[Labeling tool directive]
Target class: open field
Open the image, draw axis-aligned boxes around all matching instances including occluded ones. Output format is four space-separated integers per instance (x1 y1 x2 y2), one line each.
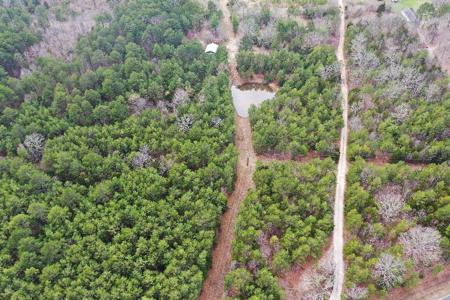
388 0 430 12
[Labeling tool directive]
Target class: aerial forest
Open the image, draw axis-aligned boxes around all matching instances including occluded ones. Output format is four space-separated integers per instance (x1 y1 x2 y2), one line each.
225 159 336 299
0 0 238 299
345 160 449 298
346 13 449 163
0 0 449 299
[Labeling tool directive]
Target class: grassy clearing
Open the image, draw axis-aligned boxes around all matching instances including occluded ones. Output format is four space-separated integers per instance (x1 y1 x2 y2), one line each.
389 0 430 12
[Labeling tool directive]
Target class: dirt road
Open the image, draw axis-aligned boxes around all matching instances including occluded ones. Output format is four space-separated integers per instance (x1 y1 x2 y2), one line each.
199 1 257 299
199 116 257 300
330 0 349 299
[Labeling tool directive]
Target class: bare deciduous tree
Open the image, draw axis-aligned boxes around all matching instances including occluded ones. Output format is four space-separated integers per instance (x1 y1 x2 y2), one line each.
211 116 223 127
302 252 334 300
401 67 425 97
432 0 448 7
172 88 190 109
425 83 442 103
375 63 402 85
374 184 405 224
128 93 148 115
351 34 380 71
399 226 442 267
240 16 258 37
132 145 152 168
347 285 369 300
176 114 194 132
372 253 405 289
23 133 46 163
304 31 327 50
156 100 169 115
258 20 277 48
360 167 374 188
159 155 174 175
319 61 341 81
391 103 411 124
349 116 363 132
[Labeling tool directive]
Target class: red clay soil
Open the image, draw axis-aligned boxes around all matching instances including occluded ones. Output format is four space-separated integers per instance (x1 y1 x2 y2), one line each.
199 115 257 300
257 151 324 164
382 265 450 300
278 260 314 300
279 240 333 300
366 154 428 170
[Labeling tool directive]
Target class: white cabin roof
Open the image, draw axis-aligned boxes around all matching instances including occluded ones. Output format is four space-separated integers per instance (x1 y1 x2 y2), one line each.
205 43 219 54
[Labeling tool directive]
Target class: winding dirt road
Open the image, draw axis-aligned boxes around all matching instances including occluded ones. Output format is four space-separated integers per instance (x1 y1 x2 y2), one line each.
199 1 257 299
330 0 349 299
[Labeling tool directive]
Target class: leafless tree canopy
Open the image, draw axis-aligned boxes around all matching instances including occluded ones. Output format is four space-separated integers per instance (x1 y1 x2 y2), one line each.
176 114 194 132
210 116 223 128
347 285 369 300
158 155 174 176
372 253 405 289
320 61 341 81
172 88 190 109
374 184 405 224
23 133 46 163
128 93 148 115
132 145 152 168
391 103 411 124
302 252 334 300
350 34 380 70
399 226 442 267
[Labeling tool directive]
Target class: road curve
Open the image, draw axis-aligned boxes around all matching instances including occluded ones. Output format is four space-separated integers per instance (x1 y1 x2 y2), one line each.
330 0 348 299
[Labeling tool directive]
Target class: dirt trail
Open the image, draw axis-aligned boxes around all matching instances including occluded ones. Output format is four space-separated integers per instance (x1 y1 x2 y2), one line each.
330 0 348 299
257 151 323 164
199 1 257 299
200 116 257 300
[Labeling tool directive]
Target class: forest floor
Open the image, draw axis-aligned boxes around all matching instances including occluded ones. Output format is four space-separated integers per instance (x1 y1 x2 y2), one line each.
329 0 349 299
199 0 257 299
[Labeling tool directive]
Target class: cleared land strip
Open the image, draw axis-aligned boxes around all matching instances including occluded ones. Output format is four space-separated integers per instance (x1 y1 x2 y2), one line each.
199 0 256 299
330 0 349 299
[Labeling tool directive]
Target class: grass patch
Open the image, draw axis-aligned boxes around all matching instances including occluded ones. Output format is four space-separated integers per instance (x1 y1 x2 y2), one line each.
389 0 430 12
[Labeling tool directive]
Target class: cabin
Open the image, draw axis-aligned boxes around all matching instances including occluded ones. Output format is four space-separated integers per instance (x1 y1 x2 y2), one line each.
401 8 419 23
205 43 219 54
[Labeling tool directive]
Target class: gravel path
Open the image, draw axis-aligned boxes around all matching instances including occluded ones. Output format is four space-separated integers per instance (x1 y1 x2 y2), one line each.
330 0 349 299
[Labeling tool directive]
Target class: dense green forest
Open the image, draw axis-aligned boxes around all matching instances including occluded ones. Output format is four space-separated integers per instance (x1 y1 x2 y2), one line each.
0 1 44 77
225 159 336 299
346 17 450 163
0 0 238 298
344 160 449 298
238 47 342 157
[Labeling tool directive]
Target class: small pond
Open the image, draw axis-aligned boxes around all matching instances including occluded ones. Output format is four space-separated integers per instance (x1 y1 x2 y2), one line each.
231 83 276 118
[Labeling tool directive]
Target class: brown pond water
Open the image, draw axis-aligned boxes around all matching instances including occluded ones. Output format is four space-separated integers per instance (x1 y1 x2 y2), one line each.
231 83 276 118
